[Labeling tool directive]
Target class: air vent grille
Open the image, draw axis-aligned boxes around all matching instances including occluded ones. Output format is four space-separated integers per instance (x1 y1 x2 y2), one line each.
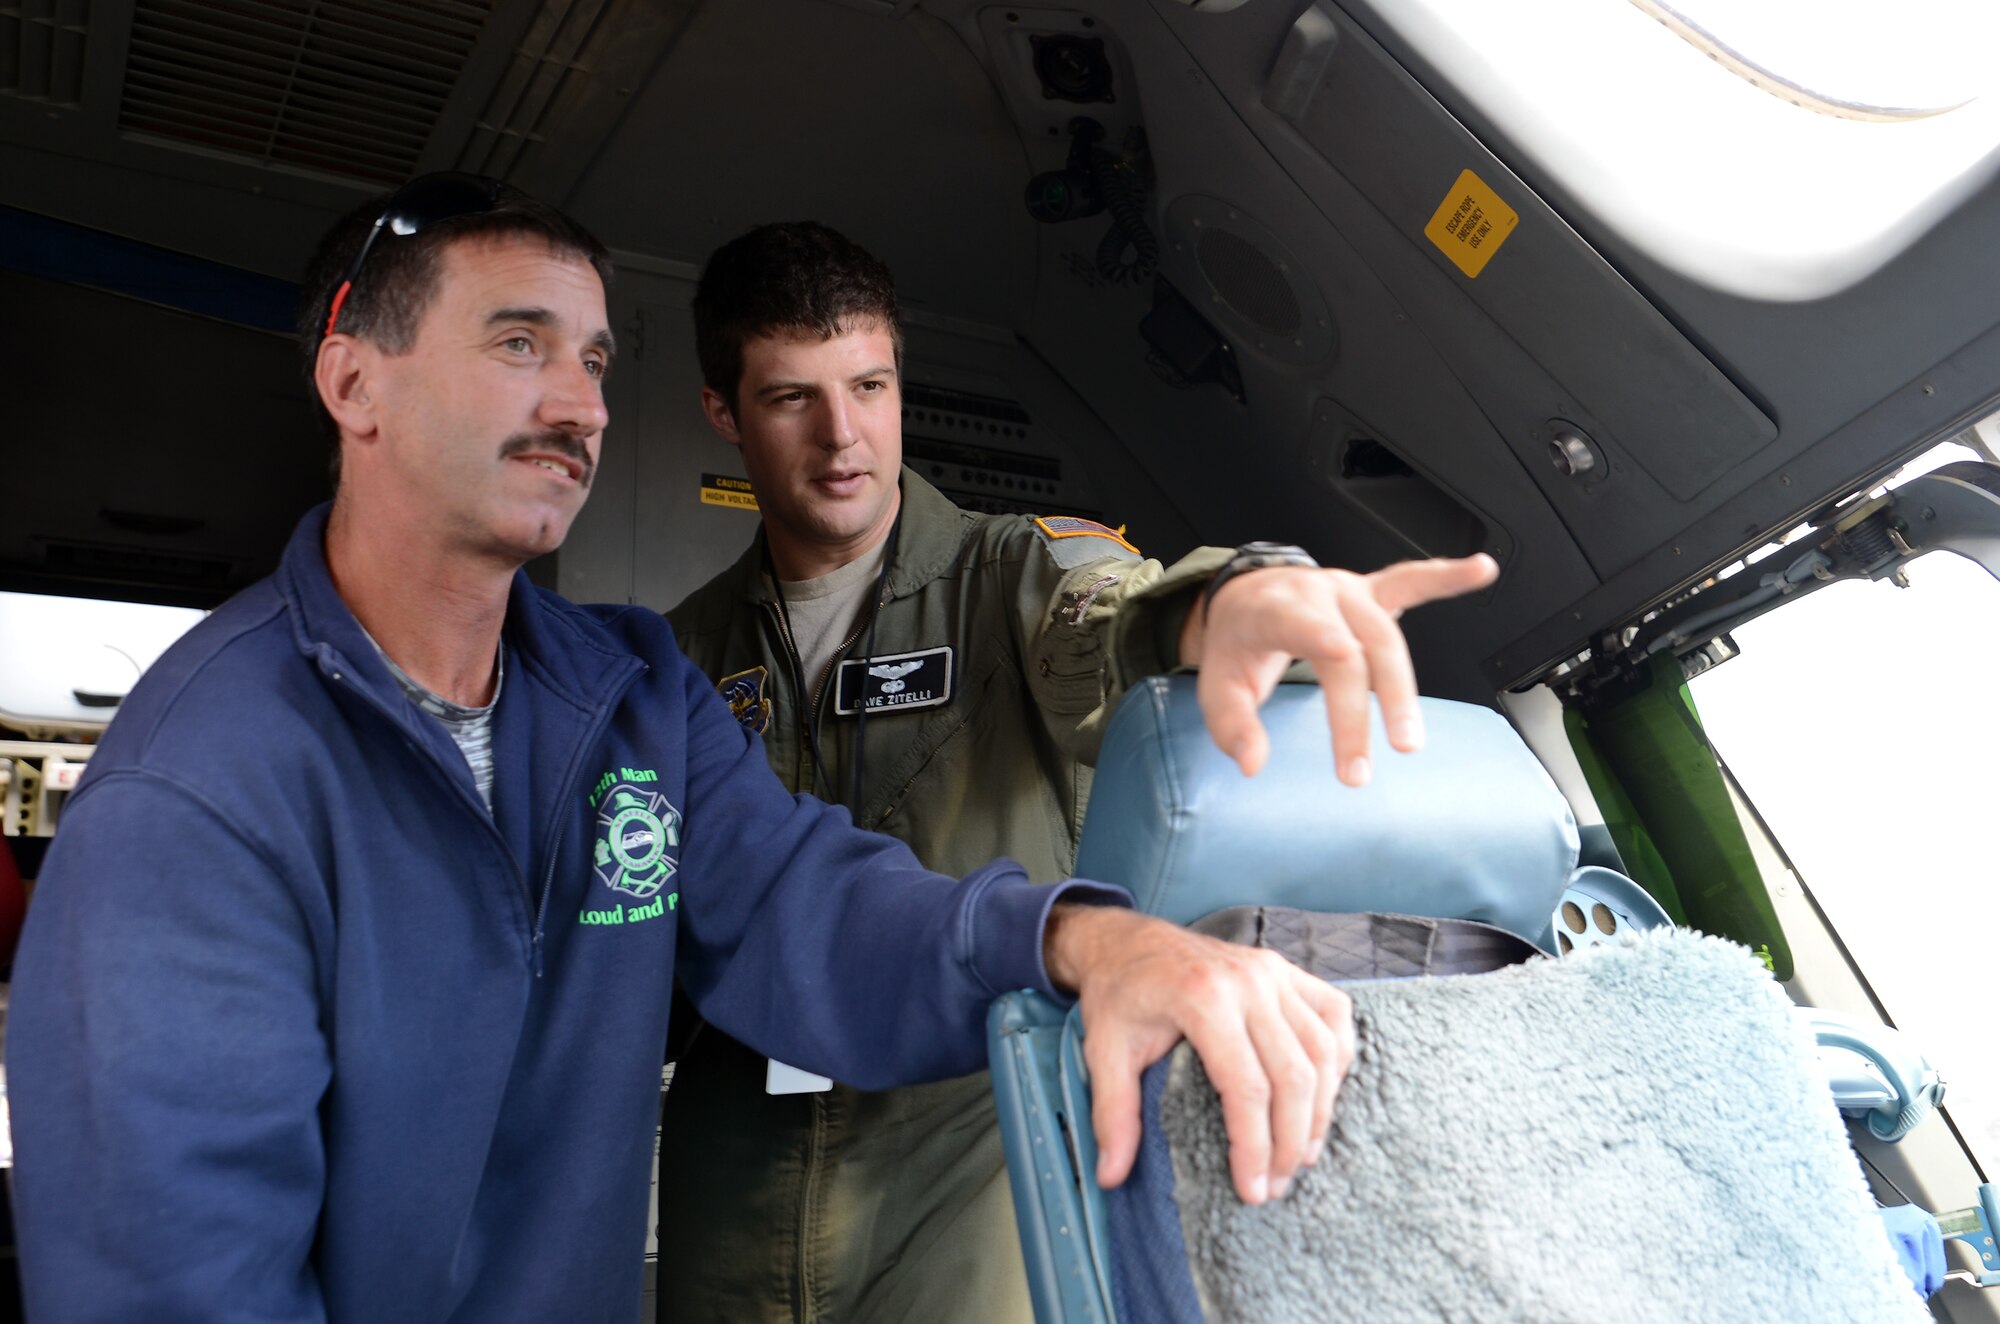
2 0 90 106
119 0 493 185
899 383 1099 521
1197 228 1300 336
40 537 235 589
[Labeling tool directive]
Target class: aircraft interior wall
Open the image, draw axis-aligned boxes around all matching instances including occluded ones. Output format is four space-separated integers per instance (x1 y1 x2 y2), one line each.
3 0 2000 1316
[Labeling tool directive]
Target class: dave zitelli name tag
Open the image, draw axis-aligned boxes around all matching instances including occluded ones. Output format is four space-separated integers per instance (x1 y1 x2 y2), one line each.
832 646 955 715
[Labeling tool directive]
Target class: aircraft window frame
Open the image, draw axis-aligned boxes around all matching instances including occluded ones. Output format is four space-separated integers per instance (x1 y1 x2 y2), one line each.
1632 0 1991 119
1361 0 2000 299
0 591 205 739
1685 439 2000 1180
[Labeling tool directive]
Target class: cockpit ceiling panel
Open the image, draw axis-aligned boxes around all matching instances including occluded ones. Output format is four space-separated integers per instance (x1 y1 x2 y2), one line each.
1271 4 1775 505
2 4 88 108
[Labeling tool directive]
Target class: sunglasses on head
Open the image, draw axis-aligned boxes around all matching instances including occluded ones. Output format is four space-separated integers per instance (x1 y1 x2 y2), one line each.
322 172 504 338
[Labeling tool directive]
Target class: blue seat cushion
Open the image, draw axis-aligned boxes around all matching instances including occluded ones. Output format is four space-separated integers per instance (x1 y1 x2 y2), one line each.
1076 678 1579 945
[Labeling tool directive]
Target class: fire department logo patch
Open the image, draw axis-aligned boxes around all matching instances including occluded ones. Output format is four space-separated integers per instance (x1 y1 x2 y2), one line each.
591 782 681 899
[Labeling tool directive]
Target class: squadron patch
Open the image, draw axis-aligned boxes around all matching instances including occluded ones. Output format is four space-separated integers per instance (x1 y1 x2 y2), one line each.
832 646 955 715
1032 515 1141 568
718 666 772 734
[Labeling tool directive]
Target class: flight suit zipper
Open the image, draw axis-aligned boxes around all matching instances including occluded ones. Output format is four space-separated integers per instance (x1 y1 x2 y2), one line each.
801 1090 831 1322
761 600 817 793
761 587 887 803
756 588 884 1321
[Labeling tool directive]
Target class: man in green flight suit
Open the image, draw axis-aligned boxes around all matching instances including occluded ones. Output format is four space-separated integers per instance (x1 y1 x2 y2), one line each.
659 222 1496 1323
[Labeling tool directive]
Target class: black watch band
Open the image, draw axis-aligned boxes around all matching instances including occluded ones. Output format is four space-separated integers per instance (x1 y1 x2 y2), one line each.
1200 541 1319 621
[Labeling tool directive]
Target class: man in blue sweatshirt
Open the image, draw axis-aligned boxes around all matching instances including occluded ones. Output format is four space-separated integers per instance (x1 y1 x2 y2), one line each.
6 175 1361 1322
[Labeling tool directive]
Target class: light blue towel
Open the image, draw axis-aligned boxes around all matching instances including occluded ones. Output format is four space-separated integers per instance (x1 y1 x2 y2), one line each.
1160 930 1928 1322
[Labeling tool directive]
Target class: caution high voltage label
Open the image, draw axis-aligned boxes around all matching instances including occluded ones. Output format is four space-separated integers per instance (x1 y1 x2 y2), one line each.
700 473 759 511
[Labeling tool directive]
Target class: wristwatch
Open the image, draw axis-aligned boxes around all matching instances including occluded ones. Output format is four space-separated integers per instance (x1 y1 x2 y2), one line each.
1200 541 1319 621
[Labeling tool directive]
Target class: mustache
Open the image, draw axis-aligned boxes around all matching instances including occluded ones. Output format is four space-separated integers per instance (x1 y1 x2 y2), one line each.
498 431 595 489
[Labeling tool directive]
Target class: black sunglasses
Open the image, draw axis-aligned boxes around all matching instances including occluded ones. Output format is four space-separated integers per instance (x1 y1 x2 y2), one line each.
322 172 504 338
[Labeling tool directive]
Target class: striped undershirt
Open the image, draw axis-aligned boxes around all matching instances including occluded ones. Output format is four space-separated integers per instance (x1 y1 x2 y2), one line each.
369 639 504 813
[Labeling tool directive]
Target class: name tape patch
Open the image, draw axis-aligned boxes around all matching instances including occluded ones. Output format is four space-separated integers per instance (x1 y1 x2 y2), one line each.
833 645 955 715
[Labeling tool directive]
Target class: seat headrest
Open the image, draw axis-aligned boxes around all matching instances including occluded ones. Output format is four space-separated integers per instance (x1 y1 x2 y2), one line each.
1074 677 1578 946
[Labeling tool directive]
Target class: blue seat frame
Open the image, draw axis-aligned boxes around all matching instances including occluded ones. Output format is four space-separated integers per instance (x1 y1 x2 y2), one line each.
990 676 1598 1323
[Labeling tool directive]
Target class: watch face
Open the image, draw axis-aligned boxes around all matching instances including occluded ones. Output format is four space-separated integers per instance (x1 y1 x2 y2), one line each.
1238 541 1314 564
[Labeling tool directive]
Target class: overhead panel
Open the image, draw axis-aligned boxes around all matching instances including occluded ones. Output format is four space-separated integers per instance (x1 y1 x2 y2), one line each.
448 0 697 201
1163 193 1336 367
454 0 614 180
118 0 493 185
1267 2 1777 503
2 0 89 106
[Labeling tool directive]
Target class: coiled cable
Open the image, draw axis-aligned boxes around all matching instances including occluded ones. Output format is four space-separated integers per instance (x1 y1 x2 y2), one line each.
1090 141 1157 286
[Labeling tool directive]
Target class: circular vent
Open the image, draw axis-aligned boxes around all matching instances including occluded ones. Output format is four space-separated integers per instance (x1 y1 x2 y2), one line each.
1196 228 1300 336
1163 195 1335 366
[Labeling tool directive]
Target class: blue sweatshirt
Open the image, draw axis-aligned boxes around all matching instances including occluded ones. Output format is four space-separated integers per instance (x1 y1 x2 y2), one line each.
7 506 1118 1323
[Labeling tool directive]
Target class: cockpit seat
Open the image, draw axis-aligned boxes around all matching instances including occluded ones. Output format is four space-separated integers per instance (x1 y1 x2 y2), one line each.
989 676 1929 1322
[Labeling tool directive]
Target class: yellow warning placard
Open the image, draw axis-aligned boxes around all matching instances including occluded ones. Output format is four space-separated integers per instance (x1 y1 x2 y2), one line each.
700 473 759 511
1423 169 1518 278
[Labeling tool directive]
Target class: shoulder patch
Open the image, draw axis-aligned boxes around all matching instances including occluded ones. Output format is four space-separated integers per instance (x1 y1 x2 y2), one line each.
1032 515 1141 568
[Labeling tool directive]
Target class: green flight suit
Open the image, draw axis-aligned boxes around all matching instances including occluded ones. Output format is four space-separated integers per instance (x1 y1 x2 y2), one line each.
659 468 1228 1323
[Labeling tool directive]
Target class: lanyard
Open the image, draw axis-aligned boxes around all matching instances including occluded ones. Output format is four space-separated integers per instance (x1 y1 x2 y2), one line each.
767 510 903 814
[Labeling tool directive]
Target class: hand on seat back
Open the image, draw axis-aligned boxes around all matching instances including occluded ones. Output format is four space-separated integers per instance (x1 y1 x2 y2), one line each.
1042 903 1355 1205
1182 554 1500 784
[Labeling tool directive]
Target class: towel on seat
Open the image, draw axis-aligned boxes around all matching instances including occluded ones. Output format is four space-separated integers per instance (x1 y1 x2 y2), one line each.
1155 929 1926 1323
